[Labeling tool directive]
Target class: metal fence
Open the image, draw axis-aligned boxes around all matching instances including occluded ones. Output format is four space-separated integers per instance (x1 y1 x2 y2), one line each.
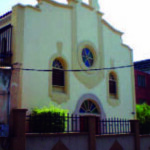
26 114 131 135
96 118 131 135
26 113 85 133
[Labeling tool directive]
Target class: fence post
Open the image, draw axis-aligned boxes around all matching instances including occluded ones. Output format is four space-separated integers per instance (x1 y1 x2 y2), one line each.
9 109 27 150
130 120 140 150
87 115 97 150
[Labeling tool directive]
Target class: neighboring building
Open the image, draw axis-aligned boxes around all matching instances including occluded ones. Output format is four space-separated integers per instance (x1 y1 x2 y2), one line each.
0 0 136 120
0 14 12 124
134 60 150 105
134 59 150 74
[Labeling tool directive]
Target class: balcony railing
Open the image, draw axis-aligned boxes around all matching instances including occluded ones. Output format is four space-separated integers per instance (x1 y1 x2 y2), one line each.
0 24 12 66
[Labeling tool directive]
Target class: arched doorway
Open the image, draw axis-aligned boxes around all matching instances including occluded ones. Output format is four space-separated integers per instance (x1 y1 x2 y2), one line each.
79 99 100 133
74 94 106 133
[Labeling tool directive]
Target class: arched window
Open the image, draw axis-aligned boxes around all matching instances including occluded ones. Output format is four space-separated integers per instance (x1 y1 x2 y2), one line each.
109 73 117 96
2 38 7 54
52 59 64 87
79 100 99 114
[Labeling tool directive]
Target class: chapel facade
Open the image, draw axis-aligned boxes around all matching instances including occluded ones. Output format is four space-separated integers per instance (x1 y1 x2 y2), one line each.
0 0 136 121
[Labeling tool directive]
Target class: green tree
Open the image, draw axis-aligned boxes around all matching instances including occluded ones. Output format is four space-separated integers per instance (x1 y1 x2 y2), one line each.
28 104 68 133
136 103 150 134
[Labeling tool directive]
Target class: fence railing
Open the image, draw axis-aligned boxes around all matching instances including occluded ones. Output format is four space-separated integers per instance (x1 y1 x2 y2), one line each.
26 114 131 135
26 114 88 133
96 118 131 135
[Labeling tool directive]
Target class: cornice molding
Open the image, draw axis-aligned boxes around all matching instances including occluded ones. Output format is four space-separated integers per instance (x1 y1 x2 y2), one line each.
14 4 41 12
41 0 73 9
121 43 132 51
81 3 94 11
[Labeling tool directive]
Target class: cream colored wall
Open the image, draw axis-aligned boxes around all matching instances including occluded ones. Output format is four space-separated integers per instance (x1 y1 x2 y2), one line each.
21 1 72 110
102 23 135 118
13 0 135 119
11 5 25 108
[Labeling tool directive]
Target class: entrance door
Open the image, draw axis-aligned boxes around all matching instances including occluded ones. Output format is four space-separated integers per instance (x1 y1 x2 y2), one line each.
79 99 100 133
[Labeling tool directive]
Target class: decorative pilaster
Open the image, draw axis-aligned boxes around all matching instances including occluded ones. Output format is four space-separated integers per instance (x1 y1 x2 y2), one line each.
130 120 140 150
87 116 97 150
9 109 27 150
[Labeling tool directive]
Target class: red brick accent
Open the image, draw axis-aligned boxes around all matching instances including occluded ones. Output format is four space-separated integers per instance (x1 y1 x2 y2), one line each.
9 109 27 150
109 140 123 150
87 116 97 150
52 140 69 150
130 120 140 150
134 70 150 104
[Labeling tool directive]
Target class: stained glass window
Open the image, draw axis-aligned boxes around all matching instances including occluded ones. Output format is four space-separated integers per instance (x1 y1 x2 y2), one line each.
80 100 99 114
53 59 63 69
82 48 94 67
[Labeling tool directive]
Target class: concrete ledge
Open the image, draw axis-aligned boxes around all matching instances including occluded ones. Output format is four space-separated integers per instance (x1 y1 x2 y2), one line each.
26 132 88 137
96 133 134 137
140 134 150 137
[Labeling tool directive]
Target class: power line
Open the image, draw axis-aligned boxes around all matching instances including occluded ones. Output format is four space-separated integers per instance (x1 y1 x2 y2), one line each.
0 64 134 72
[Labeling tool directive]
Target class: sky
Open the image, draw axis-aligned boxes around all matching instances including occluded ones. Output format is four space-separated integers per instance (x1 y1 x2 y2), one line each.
0 0 150 62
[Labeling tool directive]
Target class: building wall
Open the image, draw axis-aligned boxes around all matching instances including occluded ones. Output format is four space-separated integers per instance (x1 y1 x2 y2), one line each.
26 134 88 150
0 93 8 124
0 70 10 124
140 136 150 150
96 135 134 150
134 70 150 105
10 0 135 119
0 14 12 124
26 134 136 150
0 139 4 150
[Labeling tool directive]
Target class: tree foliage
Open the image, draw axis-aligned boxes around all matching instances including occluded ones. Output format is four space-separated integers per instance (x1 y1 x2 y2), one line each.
136 103 150 134
28 104 68 133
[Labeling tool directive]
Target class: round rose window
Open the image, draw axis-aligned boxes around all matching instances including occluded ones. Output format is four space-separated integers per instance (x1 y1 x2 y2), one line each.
82 48 94 67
